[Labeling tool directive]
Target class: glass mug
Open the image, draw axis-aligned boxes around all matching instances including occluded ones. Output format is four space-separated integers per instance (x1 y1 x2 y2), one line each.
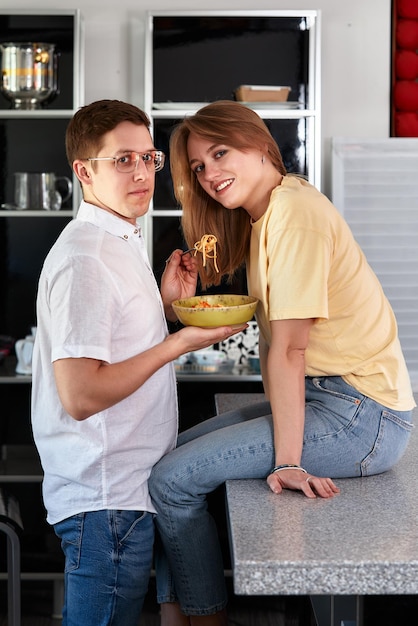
14 172 72 210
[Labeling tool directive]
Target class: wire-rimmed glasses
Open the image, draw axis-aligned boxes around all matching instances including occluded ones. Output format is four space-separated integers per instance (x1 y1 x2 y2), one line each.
87 150 165 173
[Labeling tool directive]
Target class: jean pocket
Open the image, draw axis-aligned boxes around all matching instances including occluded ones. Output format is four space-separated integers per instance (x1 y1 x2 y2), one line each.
54 513 84 573
306 377 364 435
361 408 414 476
310 376 364 405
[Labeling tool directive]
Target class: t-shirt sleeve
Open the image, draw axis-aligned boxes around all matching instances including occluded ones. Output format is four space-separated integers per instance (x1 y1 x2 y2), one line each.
266 224 331 321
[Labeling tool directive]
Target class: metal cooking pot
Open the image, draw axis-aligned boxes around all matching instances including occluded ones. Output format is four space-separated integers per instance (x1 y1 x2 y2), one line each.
0 42 59 109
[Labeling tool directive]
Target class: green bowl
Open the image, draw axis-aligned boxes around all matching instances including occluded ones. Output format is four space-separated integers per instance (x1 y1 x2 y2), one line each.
172 294 259 328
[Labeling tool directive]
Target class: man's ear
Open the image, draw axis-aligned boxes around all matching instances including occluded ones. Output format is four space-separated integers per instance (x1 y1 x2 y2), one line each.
73 160 91 185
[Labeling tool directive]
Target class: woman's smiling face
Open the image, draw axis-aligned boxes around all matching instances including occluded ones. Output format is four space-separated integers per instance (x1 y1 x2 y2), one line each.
187 132 266 217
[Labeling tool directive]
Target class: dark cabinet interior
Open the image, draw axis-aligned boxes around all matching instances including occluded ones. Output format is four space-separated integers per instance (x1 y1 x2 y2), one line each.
0 13 75 111
0 119 73 209
0 216 69 339
152 15 310 105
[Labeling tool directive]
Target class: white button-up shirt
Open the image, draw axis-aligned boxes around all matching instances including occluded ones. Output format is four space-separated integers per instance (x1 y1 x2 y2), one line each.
31 201 178 524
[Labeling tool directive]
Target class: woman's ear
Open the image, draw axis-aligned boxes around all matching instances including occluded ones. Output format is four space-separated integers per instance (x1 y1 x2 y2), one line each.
73 160 91 185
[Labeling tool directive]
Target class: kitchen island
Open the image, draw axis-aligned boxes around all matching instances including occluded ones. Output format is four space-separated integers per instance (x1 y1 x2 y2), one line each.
222 393 418 626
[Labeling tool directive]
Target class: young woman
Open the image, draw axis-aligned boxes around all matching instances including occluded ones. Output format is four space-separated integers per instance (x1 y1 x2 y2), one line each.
149 100 416 626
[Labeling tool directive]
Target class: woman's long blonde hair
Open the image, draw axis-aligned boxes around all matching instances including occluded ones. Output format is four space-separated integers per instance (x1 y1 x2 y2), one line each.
170 100 287 288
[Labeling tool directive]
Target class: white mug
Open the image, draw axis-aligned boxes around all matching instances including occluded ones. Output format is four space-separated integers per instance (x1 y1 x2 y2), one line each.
15 335 35 375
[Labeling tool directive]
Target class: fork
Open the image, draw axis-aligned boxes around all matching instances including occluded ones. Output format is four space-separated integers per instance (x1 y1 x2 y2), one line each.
165 248 196 264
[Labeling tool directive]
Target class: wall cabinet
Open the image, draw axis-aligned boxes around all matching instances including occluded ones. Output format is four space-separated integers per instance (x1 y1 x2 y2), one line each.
0 9 83 609
139 10 321 284
0 9 83 340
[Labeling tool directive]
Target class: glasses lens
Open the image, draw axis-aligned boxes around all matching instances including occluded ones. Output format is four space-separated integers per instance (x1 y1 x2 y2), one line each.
115 153 136 173
114 151 165 173
154 151 165 172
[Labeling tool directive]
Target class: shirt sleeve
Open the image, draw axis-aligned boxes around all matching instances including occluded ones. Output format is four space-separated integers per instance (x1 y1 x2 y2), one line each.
49 254 120 363
266 222 331 321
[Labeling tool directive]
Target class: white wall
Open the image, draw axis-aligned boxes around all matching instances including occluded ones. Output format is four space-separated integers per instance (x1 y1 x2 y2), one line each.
8 0 392 196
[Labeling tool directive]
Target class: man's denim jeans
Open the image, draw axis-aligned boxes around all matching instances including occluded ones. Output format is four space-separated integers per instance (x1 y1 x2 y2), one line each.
54 509 154 625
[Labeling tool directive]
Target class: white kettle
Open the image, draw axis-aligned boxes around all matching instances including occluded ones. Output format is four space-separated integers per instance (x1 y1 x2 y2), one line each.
15 329 36 375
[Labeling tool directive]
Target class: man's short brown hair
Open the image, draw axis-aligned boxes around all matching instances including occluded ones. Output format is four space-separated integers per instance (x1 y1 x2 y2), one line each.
65 99 150 166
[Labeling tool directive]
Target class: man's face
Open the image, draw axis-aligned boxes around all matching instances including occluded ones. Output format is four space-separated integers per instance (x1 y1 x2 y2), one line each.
80 121 157 223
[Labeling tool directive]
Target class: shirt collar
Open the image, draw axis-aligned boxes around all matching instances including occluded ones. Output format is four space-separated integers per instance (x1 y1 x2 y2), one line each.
75 200 142 240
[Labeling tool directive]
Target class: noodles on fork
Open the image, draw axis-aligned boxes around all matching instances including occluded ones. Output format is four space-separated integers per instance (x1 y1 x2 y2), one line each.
192 234 219 272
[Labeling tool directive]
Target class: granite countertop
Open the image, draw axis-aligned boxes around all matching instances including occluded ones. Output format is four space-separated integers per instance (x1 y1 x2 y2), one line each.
225 396 418 597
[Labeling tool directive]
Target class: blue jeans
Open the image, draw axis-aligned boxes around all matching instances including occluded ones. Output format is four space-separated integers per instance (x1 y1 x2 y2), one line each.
149 376 414 616
54 509 154 626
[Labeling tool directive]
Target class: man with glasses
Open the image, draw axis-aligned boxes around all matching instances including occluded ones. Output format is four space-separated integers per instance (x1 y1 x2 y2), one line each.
30 99 241 626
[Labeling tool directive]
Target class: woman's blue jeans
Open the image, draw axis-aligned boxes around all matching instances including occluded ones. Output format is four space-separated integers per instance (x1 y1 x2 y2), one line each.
53 509 154 625
149 376 414 616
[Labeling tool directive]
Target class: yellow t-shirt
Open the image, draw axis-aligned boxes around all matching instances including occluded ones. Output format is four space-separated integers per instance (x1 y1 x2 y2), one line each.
247 176 415 411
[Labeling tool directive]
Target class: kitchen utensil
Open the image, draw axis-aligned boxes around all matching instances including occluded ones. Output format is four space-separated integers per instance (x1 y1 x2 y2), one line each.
0 42 58 109
14 172 72 210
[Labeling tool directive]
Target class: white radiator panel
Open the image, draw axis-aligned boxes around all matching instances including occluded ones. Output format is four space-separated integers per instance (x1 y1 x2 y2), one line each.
332 138 418 390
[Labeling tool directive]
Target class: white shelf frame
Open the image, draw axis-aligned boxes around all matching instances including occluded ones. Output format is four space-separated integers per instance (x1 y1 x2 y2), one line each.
137 9 321 262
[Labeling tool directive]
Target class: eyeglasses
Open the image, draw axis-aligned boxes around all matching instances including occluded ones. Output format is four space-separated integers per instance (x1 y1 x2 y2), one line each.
87 150 165 173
